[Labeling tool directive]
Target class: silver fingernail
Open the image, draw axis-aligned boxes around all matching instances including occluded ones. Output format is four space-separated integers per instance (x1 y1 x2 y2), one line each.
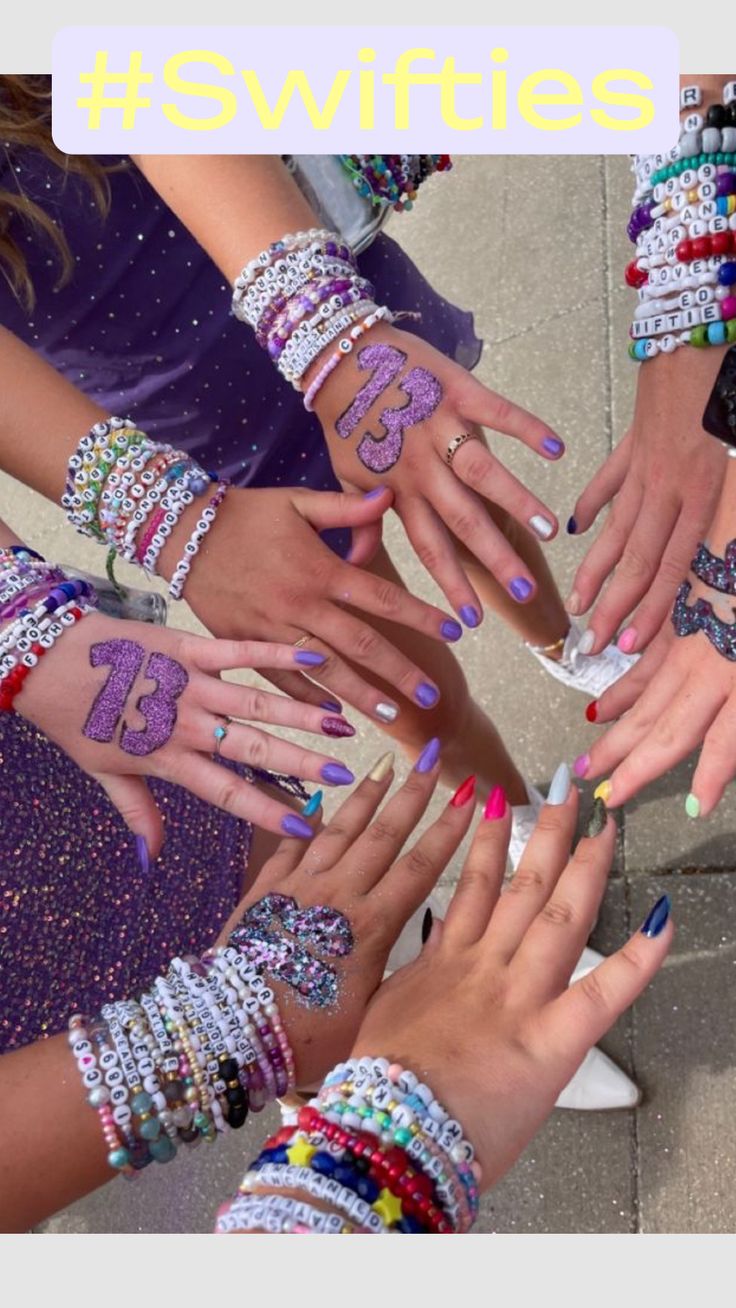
529 513 555 540
375 701 399 723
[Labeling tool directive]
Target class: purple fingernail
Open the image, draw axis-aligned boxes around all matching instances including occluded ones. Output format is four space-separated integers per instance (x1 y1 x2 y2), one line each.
509 577 533 602
415 682 440 708
294 650 326 667
281 814 315 840
320 762 356 786
460 605 481 629
321 716 356 738
542 436 565 458
320 699 342 713
414 737 441 773
363 486 388 499
440 619 463 642
135 834 150 875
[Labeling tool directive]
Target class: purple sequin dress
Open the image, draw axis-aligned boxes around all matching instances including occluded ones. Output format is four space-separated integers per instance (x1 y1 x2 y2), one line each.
0 148 480 1051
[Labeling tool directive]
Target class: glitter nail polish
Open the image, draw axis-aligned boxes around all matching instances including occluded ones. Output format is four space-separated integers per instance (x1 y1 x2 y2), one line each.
321 716 356 738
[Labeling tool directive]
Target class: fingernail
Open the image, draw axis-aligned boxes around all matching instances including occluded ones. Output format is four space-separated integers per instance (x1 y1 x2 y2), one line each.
459 604 481 629
421 907 433 944
484 784 506 819
375 701 399 723
585 796 608 837
566 592 582 616
641 894 671 939
451 774 476 807
281 814 314 840
294 650 326 667
594 780 612 803
368 750 395 782
547 762 571 805
542 435 565 458
566 516 578 535
573 753 590 778
302 790 323 817
135 834 150 875
320 699 342 714
617 626 637 654
320 763 355 786
321 716 356 738
585 701 598 723
415 682 439 708
363 486 388 499
440 619 463 642
509 577 533 603
529 514 555 541
685 792 700 819
577 629 595 656
414 737 441 774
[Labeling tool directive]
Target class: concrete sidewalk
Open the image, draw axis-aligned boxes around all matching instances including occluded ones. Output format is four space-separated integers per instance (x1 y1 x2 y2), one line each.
7 156 736 1233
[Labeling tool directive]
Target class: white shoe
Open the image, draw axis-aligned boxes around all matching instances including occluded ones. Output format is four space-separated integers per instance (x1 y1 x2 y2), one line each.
555 945 641 1110
527 620 639 699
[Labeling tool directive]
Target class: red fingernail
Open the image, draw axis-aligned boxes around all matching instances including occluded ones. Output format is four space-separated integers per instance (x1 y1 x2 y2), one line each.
451 774 476 808
484 784 506 820
585 701 598 723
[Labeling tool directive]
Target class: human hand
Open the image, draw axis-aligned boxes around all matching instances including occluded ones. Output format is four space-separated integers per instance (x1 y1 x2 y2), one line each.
351 784 672 1189
311 323 564 622
214 741 475 1086
15 610 365 855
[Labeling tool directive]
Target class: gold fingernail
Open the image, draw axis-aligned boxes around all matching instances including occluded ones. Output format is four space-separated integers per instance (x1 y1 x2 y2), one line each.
368 751 395 783
594 780 612 803
566 592 581 616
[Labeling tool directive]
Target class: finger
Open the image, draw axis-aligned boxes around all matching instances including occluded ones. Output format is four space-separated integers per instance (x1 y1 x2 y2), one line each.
457 372 565 459
618 509 702 655
174 753 316 840
267 639 402 726
569 433 632 535
451 439 559 543
263 802 325 879
189 711 357 790
195 673 358 741
400 494 483 625
331 555 462 647
298 751 396 874
539 900 673 1072
441 794 511 946
346 518 384 567
578 651 691 782
261 668 341 712
185 635 337 678
430 475 537 603
583 496 680 653
309 602 441 711
346 740 442 890
565 484 642 618
593 622 674 724
374 784 478 932
94 772 165 862
486 787 579 962
685 699 736 818
295 485 394 531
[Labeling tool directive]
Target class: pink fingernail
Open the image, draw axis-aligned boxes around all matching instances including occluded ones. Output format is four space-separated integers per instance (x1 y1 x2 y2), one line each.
617 626 637 653
574 753 590 778
483 784 506 820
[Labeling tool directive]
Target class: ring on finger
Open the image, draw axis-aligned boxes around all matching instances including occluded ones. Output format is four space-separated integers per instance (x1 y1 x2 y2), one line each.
445 432 481 467
213 716 232 757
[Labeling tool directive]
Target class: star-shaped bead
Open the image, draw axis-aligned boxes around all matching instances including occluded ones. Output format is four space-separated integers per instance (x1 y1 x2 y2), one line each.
287 1138 317 1168
372 1188 403 1227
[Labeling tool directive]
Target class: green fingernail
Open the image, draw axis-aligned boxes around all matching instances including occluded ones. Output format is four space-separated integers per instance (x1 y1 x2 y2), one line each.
685 792 700 819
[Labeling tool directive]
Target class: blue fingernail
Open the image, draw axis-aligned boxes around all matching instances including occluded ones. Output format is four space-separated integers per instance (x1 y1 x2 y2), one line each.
459 604 481 629
302 789 323 817
641 894 671 939
509 577 533 602
135 834 150 875
542 436 565 458
320 700 342 713
566 516 578 535
547 762 571 806
363 486 387 499
281 814 315 840
415 682 440 708
320 762 355 786
294 650 326 667
440 619 463 642
414 737 441 773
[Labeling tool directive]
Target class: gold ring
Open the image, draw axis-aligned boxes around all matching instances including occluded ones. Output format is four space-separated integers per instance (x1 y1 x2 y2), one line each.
445 432 481 467
293 635 313 649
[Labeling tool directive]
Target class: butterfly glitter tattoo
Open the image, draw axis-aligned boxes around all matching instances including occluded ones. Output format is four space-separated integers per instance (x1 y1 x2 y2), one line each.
229 892 354 1009
691 539 736 595
671 580 736 661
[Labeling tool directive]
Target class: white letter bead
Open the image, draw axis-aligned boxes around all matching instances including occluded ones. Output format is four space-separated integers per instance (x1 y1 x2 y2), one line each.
680 86 702 109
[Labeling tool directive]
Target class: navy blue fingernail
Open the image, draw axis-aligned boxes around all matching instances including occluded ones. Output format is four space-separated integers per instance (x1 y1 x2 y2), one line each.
440 619 463 642
135 834 150 875
320 699 342 713
509 577 533 602
421 907 433 944
281 814 314 840
566 516 578 535
459 605 481 629
320 762 355 786
542 436 565 458
302 789 323 817
641 894 671 938
294 650 326 667
414 737 441 773
415 682 439 708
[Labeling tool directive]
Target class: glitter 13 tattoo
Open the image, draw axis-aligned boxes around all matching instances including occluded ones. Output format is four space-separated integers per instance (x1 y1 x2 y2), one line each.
335 342 443 473
229 892 354 1009
83 639 189 756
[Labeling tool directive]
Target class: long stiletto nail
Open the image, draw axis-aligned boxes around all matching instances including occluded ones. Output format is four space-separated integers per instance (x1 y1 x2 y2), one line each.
530 514 555 541
617 626 637 654
509 577 533 602
414 737 441 773
135 834 150 875
415 683 439 708
566 591 582 616
542 435 565 458
368 751 395 782
460 604 481 629
484 784 506 819
585 701 598 723
451 774 476 807
566 516 578 535
440 619 463 642
577 629 595 655
685 793 700 818
375 701 399 723
641 894 671 938
302 790 323 817
594 780 612 804
574 753 590 778
281 814 314 839
547 762 571 805
294 650 326 667
320 699 342 714
321 762 355 786
585 796 608 837
321 716 356 738
421 907 433 944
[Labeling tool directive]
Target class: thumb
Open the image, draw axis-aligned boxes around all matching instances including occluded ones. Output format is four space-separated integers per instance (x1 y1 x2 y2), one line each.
93 772 165 866
296 485 393 532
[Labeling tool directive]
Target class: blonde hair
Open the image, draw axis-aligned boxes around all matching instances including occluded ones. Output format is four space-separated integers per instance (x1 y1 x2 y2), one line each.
0 75 111 309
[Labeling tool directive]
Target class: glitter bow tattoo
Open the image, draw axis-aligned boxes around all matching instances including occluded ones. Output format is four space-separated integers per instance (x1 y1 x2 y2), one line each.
691 539 736 596
229 892 354 1009
672 580 736 661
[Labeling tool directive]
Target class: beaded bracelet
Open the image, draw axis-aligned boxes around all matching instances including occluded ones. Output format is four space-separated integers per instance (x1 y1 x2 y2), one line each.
302 306 391 411
167 481 229 601
215 1192 354 1235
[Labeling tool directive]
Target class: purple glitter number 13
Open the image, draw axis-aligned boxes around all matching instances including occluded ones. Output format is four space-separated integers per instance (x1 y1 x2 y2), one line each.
335 342 443 474
84 639 188 757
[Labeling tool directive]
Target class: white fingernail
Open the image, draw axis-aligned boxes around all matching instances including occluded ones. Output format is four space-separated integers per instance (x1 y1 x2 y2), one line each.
547 762 571 805
375 702 399 723
529 514 555 541
577 629 595 656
